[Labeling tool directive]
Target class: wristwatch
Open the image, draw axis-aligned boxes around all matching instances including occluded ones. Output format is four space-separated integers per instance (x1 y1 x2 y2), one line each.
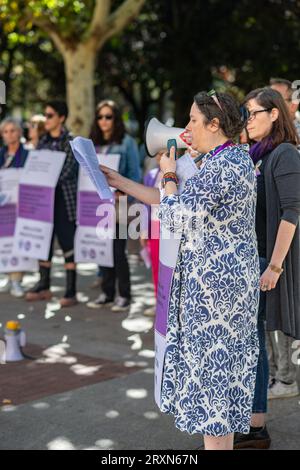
269 263 283 275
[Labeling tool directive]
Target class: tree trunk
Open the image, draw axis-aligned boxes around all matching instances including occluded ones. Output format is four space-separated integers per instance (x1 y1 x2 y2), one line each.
64 44 97 137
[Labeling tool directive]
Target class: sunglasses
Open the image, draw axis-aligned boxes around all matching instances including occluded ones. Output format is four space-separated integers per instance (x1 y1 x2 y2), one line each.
97 114 113 121
44 112 55 119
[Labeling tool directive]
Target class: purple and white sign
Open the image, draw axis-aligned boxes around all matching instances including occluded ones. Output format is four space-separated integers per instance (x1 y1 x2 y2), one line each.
13 150 66 260
0 205 16 237
154 153 198 407
154 235 181 407
0 168 37 273
75 153 120 267
18 185 54 223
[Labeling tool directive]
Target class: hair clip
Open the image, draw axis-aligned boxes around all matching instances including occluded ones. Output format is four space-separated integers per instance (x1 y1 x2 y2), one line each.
207 89 223 111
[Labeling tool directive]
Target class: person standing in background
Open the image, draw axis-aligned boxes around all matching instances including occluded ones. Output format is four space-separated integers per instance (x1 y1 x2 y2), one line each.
266 78 300 400
234 87 300 449
25 114 46 150
0 118 28 298
87 100 141 312
25 101 79 308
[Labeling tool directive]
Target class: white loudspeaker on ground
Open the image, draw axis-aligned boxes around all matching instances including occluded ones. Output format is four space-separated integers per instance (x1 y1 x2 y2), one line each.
1 321 26 362
144 118 191 157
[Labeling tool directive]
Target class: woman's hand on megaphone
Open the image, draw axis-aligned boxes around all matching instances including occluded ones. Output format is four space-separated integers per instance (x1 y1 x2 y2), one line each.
160 146 176 174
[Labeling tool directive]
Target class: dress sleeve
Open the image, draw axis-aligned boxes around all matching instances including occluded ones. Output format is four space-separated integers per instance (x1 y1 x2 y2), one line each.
273 145 300 226
158 156 233 233
158 193 184 233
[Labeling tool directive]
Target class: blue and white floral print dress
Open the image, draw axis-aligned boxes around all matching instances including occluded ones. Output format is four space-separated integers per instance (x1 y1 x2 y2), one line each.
158 144 260 436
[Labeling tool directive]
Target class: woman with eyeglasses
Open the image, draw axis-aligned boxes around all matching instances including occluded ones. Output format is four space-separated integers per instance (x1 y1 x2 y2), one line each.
100 91 260 450
234 87 300 449
87 100 141 312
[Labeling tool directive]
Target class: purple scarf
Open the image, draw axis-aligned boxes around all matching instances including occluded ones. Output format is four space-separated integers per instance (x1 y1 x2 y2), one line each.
249 137 275 164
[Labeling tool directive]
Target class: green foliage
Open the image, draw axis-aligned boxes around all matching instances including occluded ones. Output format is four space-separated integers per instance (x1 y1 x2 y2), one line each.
1 0 300 128
0 0 95 40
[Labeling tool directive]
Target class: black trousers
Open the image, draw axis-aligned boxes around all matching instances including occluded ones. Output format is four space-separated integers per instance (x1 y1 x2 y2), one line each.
48 186 76 263
101 225 131 300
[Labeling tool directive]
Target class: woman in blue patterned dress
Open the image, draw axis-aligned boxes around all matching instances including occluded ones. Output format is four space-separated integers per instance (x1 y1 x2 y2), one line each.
100 91 260 450
157 91 260 450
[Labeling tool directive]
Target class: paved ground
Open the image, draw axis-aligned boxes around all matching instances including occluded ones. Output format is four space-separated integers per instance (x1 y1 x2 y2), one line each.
0 249 299 450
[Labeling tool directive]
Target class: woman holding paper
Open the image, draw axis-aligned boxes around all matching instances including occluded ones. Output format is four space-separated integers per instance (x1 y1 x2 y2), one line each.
87 100 141 312
102 91 260 450
0 117 28 298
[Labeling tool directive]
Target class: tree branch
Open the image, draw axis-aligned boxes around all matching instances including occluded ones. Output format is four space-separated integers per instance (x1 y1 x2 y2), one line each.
20 12 69 55
89 0 146 50
85 0 111 42
21 0 145 57
32 17 67 55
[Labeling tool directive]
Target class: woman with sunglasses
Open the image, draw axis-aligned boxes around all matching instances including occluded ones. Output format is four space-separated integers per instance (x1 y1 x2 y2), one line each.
234 87 300 449
87 100 141 312
101 91 260 450
25 101 79 308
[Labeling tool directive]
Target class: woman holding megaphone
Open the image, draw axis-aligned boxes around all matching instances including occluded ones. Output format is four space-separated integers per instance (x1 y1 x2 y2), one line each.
101 91 259 451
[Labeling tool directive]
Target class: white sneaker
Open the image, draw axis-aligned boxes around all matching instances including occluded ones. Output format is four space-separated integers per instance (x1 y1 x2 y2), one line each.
111 296 130 312
10 281 25 298
0 279 11 293
86 293 114 309
268 379 299 399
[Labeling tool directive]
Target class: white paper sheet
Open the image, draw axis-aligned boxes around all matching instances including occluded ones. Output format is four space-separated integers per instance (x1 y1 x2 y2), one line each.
70 137 113 201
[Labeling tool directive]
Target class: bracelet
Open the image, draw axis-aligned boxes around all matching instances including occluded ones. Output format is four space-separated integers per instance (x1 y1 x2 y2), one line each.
162 176 178 188
163 171 177 178
269 263 283 274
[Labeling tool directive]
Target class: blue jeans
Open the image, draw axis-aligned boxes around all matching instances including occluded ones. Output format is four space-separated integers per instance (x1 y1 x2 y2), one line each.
252 257 269 414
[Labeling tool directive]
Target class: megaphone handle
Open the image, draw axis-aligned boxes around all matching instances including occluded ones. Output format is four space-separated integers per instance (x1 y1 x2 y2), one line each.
167 139 178 159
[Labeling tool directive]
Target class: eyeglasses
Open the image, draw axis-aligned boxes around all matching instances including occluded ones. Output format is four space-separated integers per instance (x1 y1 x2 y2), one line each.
207 89 223 111
247 108 272 122
44 112 55 119
97 114 113 121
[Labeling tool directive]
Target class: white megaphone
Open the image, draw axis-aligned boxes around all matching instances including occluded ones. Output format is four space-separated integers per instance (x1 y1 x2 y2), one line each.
2 321 26 362
144 118 191 157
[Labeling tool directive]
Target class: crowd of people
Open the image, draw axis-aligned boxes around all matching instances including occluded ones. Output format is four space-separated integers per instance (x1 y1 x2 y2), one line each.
1 77 300 450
